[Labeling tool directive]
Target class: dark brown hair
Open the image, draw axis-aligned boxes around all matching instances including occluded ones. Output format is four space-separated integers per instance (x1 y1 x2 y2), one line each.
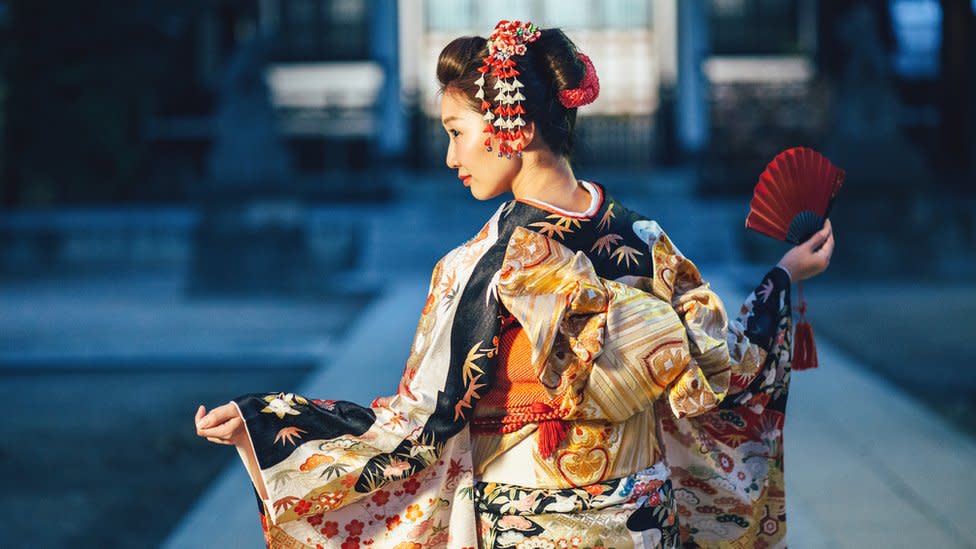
436 28 586 158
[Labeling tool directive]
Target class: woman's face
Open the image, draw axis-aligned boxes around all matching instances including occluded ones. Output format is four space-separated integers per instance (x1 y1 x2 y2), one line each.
441 90 520 200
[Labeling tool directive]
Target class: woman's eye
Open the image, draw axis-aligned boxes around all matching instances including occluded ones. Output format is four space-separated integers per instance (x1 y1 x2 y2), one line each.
449 129 460 138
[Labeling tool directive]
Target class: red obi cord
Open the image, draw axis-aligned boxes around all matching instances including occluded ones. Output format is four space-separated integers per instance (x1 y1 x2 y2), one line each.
471 314 569 458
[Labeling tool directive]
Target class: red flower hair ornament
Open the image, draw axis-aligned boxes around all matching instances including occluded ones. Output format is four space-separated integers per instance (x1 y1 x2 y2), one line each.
476 20 600 159
558 53 600 109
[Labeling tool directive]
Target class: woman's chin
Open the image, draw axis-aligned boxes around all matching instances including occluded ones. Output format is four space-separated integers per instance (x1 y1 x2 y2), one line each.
469 186 505 201
469 187 490 200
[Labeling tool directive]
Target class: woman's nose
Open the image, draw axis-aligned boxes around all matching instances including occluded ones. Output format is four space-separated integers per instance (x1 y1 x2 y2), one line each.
445 144 459 169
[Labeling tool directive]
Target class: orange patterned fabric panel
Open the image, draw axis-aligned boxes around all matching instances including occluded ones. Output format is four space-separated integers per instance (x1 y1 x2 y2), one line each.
479 315 548 409
473 314 563 432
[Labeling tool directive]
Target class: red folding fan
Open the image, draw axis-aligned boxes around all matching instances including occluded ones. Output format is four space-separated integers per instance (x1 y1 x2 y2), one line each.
745 147 845 370
746 147 845 244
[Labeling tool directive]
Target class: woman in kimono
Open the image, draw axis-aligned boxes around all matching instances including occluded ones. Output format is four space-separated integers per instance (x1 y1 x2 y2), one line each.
195 20 834 549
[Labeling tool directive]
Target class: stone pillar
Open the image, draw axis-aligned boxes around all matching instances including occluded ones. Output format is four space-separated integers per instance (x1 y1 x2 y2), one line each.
652 0 681 165
676 0 709 156
653 0 678 87
939 0 976 185
372 0 406 159
397 0 425 170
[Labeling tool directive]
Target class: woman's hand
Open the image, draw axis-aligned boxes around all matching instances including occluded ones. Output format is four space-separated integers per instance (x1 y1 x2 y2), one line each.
195 402 248 447
777 219 834 282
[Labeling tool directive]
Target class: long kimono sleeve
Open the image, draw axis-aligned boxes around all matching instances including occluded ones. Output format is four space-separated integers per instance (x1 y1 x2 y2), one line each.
645 224 796 548
722 264 793 405
229 243 497 529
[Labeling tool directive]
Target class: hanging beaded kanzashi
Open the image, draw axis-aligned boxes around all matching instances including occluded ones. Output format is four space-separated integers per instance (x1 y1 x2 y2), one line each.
477 20 540 159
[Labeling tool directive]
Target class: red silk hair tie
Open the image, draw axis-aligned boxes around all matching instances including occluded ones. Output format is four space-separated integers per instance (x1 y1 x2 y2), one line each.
558 52 600 109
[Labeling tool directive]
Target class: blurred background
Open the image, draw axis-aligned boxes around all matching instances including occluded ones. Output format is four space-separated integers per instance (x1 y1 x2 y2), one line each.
0 1 973 547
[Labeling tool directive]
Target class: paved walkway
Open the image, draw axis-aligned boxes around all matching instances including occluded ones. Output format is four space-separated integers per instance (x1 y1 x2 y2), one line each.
0 272 376 370
162 271 976 548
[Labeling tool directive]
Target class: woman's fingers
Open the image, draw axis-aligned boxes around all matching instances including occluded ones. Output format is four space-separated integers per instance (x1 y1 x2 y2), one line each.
805 222 831 250
810 222 834 276
207 437 233 445
197 420 235 438
196 402 246 445
195 405 211 439
197 409 230 436
198 416 242 440
818 232 835 261
198 402 237 429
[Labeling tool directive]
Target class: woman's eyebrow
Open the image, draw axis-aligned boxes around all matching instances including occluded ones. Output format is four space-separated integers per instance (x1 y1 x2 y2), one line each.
441 115 460 126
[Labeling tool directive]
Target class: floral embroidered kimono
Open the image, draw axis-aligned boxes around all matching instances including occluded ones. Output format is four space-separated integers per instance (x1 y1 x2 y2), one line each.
231 181 794 549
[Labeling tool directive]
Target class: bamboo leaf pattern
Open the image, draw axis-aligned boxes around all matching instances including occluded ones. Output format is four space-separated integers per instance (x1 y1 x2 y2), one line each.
453 374 487 421
529 220 574 240
548 213 582 230
274 426 307 446
272 495 299 514
319 461 352 480
461 341 486 385
598 202 615 231
268 469 297 490
610 245 644 268
590 233 623 256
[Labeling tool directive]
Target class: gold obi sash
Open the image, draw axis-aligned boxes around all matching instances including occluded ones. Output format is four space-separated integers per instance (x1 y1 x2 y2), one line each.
469 227 736 488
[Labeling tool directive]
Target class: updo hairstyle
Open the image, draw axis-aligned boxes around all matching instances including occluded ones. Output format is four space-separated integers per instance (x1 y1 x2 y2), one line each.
436 28 586 158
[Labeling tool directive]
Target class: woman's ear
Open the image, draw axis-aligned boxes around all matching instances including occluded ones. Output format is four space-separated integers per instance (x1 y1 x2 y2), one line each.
517 120 538 152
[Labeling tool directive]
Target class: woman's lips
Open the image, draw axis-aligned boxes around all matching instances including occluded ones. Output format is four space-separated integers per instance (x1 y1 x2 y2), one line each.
459 175 471 187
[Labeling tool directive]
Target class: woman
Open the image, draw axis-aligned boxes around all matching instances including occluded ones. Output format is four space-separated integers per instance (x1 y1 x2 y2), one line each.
196 21 834 549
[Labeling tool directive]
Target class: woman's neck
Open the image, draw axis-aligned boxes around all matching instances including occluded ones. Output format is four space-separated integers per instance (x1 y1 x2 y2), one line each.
510 153 590 213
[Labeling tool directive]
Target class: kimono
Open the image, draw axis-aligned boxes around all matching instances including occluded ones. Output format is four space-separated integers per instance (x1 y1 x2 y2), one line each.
231 180 794 549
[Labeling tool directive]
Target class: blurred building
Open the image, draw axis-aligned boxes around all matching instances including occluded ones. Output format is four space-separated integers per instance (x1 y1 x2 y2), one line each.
0 0 971 208
146 0 395 202
700 0 823 194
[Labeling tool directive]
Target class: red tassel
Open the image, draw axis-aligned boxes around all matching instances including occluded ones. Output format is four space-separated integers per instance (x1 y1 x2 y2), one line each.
537 419 569 459
794 321 818 370
531 401 568 458
792 280 819 370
